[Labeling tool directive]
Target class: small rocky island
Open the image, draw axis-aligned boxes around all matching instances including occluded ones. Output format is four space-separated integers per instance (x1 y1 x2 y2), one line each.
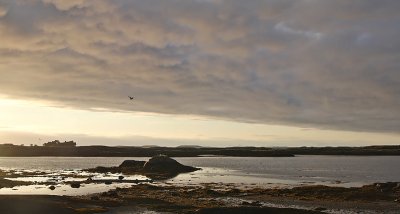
86 155 200 179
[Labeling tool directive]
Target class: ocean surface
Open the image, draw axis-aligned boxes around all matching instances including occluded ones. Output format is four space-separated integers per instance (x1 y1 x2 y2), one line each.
0 156 399 195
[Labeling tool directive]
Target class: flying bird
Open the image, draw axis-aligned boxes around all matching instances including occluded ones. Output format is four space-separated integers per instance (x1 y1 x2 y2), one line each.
128 96 134 100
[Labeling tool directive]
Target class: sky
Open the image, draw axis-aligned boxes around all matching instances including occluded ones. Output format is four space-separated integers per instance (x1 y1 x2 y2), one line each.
0 0 399 147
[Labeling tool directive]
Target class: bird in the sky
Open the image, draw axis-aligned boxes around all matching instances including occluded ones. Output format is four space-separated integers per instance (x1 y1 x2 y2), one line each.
128 96 134 100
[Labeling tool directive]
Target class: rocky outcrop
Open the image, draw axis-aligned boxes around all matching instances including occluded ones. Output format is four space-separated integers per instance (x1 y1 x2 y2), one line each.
86 155 200 180
143 155 199 173
119 160 146 169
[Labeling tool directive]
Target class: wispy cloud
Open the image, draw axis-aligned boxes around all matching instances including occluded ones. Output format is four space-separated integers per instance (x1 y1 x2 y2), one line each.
0 0 399 132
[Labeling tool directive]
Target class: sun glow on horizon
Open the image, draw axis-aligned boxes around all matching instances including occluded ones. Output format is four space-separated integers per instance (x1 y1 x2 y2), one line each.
0 96 399 147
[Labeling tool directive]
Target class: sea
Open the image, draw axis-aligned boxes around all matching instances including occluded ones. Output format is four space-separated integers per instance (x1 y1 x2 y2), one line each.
0 155 399 196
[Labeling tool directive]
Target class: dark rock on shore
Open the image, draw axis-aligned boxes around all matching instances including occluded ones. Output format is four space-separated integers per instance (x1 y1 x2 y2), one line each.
143 155 199 173
70 182 81 188
119 160 146 169
86 155 200 180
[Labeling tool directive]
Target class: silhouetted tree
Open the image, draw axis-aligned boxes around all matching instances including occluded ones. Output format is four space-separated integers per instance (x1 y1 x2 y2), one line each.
43 140 77 147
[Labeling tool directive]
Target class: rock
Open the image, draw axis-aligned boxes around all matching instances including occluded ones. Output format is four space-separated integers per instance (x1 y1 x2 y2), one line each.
70 182 81 188
49 185 56 190
85 155 200 180
105 181 112 185
314 207 327 211
374 182 400 192
143 155 199 174
119 160 146 168
228 188 241 194
109 191 118 197
205 189 222 196
250 201 262 206
241 201 261 206
102 190 118 197
242 201 251 205
118 175 124 180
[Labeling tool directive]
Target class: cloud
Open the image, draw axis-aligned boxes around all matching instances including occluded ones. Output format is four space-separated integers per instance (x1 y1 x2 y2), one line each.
0 0 399 133
0 4 7 17
274 22 322 39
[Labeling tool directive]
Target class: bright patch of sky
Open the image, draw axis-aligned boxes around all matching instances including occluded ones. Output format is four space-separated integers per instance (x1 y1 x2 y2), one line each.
1 96 399 147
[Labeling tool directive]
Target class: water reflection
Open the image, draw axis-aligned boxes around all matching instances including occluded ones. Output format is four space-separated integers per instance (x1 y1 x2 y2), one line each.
0 183 133 196
0 168 151 196
1 156 399 196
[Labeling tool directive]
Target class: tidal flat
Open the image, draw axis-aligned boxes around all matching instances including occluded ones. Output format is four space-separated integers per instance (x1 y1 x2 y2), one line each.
0 156 400 213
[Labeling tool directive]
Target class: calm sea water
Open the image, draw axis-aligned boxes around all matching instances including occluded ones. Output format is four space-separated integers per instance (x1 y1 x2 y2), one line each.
0 155 399 187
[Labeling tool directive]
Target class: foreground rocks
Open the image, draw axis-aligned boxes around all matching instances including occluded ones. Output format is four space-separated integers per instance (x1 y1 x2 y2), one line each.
0 170 33 189
86 155 200 179
74 182 400 214
1 172 400 214
195 207 323 214
0 178 32 189
255 182 400 202
0 194 323 214
75 184 325 214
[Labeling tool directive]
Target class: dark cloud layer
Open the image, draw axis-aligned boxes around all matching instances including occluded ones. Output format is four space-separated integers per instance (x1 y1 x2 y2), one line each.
0 0 399 132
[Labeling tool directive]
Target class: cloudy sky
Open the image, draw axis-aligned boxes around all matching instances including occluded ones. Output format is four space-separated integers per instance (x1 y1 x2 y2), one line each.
0 0 399 146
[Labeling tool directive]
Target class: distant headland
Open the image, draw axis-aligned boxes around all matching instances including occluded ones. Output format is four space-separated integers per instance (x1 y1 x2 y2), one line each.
0 140 399 157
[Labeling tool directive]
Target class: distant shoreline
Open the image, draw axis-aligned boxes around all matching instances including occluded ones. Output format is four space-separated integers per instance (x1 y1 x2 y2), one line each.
0 144 399 157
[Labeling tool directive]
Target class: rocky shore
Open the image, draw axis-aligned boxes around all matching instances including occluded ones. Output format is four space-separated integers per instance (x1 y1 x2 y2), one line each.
1 179 400 213
71 181 400 213
1 181 396 214
0 169 33 188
